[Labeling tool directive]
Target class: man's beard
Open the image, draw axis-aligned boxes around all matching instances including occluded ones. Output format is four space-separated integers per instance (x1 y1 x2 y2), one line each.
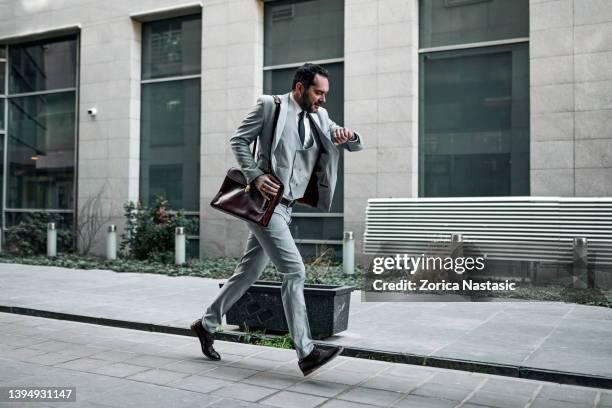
298 92 315 112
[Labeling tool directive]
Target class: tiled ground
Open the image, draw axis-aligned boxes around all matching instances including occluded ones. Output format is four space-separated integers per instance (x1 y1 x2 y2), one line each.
1 264 611 380
0 312 610 408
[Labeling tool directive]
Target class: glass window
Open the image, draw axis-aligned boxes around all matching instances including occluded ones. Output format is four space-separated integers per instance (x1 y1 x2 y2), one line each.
0 134 3 210
296 243 342 261
140 14 201 217
7 92 75 208
6 211 73 230
264 0 345 258
1 58 4 128
0 61 5 94
264 0 344 66
0 46 6 59
0 98 4 129
142 14 202 80
149 164 183 206
420 0 529 48
186 238 199 259
140 79 200 211
290 217 343 241
419 43 529 197
9 36 77 94
3 35 77 245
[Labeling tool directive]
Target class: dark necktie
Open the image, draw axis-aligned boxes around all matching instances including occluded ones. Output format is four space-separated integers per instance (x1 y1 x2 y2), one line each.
298 111 306 147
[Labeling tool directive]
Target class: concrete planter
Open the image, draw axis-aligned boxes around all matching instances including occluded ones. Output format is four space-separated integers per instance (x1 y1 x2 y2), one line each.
220 280 354 339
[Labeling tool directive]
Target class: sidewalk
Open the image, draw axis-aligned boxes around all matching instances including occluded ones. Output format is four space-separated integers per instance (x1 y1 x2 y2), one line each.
0 263 611 388
2 312 612 408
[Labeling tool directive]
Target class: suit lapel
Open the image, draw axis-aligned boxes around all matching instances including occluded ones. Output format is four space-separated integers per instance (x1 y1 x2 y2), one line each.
272 93 290 153
308 113 334 152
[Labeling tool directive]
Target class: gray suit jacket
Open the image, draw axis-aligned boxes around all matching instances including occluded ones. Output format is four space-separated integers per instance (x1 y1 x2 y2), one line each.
230 92 363 211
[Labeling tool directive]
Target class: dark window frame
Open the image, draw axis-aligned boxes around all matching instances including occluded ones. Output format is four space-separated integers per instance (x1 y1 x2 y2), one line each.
139 14 202 253
418 0 530 198
1 35 79 244
263 0 345 259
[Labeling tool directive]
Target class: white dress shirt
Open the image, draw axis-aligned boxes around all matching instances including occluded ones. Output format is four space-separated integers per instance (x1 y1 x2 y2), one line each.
290 93 312 148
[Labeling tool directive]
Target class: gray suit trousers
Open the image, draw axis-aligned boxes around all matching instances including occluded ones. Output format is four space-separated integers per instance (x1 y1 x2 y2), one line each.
201 205 315 359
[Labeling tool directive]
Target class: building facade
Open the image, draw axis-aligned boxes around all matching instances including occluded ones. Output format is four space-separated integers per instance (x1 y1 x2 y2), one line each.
0 0 610 261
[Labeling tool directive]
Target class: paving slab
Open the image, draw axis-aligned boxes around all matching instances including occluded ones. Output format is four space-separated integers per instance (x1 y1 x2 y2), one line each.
0 314 610 408
287 379 351 398
0 263 611 386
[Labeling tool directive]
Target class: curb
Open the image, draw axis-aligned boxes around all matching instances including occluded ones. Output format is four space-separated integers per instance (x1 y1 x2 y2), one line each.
1 305 610 390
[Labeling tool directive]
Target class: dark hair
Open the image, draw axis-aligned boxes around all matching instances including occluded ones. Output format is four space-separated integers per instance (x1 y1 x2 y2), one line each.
292 63 329 90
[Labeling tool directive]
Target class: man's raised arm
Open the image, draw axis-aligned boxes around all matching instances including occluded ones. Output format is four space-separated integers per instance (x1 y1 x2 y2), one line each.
329 118 363 152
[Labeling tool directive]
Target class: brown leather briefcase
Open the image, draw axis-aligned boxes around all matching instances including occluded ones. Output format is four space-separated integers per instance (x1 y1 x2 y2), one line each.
210 95 283 227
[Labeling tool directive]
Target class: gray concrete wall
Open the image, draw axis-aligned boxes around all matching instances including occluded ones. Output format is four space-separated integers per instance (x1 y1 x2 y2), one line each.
199 0 263 258
344 0 419 260
530 0 612 196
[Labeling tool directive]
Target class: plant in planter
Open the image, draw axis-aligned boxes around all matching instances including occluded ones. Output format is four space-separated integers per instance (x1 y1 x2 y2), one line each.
221 281 354 340
221 249 355 339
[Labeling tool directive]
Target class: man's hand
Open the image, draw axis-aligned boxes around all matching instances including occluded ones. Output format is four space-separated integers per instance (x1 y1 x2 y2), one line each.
333 127 355 145
254 174 281 200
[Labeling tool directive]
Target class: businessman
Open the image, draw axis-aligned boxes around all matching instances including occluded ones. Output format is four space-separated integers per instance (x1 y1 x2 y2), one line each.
192 63 363 376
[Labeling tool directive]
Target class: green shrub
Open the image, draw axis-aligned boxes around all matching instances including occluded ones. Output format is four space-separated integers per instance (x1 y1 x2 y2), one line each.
5 212 73 256
120 196 198 263
238 326 294 349
256 333 295 349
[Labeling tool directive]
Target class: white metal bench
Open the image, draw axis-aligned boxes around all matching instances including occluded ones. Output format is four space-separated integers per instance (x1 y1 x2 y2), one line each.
363 197 612 285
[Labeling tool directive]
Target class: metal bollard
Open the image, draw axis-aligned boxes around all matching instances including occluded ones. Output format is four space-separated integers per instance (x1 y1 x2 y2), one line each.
47 223 57 257
107 225 117 261
343 231 355 275
572 237 588 289
175 227 186 265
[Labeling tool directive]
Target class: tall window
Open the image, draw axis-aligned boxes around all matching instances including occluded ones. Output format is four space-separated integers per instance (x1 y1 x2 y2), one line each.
419 0 530 197
0 46 6 220
140 14 201 258
3 36 78 231
264 0 344 259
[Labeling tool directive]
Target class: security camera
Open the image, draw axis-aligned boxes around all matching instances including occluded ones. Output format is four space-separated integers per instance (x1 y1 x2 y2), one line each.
87 107 97 116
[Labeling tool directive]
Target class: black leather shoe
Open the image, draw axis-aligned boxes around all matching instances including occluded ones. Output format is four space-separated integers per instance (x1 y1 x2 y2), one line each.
298 346 343 376
190 319 221 361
